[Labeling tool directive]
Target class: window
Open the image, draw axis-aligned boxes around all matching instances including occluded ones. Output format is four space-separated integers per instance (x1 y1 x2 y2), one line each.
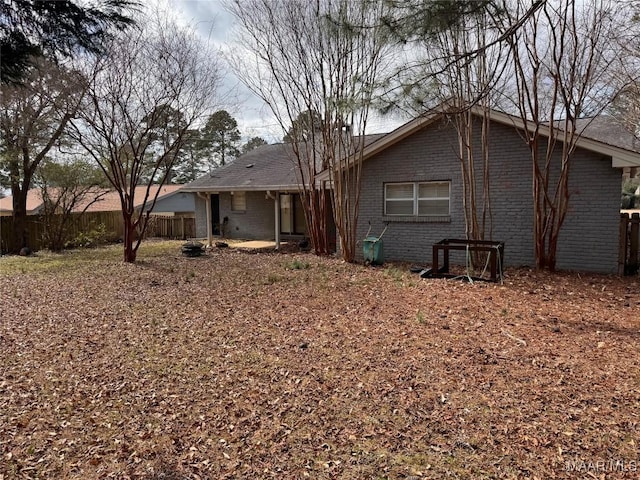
418 182 450 216
231 191 246 212
384 183 414 215
384 181 450 216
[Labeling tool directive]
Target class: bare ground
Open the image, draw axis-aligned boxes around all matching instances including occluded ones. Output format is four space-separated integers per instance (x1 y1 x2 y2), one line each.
1 243 639 479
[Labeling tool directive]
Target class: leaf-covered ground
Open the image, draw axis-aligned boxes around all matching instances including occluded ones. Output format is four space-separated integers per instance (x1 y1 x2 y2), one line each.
1 242 639 479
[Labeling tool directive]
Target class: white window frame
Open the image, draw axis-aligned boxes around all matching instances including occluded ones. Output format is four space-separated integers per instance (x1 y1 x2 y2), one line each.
231 191 246 212
384 181 450 216
384 182 415 216
417 181 450 216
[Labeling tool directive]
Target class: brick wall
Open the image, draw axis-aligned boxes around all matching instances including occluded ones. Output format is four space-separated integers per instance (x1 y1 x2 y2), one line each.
357 117 621 273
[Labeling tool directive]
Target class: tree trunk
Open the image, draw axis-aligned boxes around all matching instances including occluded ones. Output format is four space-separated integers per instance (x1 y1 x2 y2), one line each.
10 185 30 253
122 212 138 263
305 188 331 256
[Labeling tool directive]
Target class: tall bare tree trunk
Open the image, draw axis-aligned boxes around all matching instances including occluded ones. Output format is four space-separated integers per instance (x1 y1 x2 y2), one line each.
10 186 29 251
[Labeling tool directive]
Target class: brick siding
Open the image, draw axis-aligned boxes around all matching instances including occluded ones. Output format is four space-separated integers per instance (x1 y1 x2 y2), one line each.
357 117 621 273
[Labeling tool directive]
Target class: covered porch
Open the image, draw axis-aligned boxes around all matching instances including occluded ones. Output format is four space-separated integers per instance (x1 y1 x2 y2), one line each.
196 189 309 250
179 141 334 252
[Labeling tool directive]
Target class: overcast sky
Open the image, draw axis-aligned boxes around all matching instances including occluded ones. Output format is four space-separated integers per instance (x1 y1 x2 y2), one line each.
168 0 285 143
162 0 406 144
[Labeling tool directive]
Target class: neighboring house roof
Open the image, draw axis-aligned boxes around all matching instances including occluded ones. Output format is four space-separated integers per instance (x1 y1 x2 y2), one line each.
181 134 387 193
0 190 46 214
316 106 640 182
83 185 183 212
0 185 184 214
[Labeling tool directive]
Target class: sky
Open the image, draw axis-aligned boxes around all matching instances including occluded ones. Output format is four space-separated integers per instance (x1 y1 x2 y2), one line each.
169 0 285 143
162 0 406 144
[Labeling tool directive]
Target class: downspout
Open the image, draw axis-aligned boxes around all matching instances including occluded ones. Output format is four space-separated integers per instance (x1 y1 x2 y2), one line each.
197 192 213 247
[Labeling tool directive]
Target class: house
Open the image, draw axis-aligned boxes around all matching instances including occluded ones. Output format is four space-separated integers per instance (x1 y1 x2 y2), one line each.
141 187 196 217
181 143 311 246
322 108 640 274
0 185 195 216
0 190 47 216
82 185 195 217
184 108 640 274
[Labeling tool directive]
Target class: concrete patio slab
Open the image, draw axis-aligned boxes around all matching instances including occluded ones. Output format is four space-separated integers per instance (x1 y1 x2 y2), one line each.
231 240 284 250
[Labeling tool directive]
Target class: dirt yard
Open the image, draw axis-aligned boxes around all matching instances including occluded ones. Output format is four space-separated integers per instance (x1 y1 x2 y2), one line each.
1 242 639 479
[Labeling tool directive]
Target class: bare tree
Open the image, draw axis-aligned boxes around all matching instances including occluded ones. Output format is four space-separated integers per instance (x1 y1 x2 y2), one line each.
226 0 391 261
608 7 640 143
0 59 87 252
502 0 630 271
426 6 512 264
72 13 223 262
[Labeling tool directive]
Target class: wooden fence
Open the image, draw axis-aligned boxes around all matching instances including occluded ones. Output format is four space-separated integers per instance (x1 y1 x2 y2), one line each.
145 215 195 240
1 212 195 252
619 212 640 275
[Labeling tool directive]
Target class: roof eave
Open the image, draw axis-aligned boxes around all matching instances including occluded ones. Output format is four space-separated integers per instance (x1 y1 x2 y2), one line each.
316 105 640 176
180 184 304 193
480 108 640 166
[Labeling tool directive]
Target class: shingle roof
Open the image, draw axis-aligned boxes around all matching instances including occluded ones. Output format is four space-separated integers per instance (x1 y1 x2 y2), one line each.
181 134 387 192
0 190 45 213
0 185 183 214
574 116 640 154
181 143 301 192
82 185 182 212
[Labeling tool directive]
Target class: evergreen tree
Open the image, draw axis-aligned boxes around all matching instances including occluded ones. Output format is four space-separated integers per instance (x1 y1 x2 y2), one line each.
282 110 322 143
1 0 138 84
241 136 268 153
201 110 241 167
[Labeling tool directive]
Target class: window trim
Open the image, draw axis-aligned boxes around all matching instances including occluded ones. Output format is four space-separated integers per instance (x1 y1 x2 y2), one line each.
384 181 450 217
417 181 450 217
384 182 415 216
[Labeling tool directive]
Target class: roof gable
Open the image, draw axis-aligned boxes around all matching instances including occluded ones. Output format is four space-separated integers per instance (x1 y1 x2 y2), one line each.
316 106 640 179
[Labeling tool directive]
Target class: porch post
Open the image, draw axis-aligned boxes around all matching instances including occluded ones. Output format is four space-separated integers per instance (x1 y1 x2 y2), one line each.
274 192 281 250
205 193 213 247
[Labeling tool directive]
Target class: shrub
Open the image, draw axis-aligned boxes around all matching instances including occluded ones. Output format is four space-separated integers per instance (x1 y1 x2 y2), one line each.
64 223 108 249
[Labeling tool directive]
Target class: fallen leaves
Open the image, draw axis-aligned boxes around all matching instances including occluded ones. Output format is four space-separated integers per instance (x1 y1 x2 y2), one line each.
0 244 639 478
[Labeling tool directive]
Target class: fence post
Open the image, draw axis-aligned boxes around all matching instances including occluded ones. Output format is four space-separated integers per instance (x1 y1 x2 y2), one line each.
619 213 629 275
630 213 640 275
